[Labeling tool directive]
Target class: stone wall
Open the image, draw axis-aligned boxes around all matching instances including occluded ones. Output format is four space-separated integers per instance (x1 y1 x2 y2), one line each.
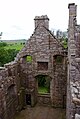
16 15 67 108
67 3 80 119
0 15 67 119
1 3 80 119
52 57 67 108
0 61 26 119
37 94 51 106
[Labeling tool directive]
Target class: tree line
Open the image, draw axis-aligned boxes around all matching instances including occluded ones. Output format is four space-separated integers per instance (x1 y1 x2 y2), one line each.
0 42 19 67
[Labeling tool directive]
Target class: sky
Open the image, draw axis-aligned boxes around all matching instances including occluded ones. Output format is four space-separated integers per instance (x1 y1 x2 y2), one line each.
0 0 80 40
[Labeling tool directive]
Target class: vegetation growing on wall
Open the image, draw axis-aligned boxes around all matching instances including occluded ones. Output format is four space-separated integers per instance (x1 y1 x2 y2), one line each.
62 38 68 49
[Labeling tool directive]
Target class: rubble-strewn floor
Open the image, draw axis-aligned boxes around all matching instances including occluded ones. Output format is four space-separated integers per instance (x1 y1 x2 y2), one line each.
15 105 66 119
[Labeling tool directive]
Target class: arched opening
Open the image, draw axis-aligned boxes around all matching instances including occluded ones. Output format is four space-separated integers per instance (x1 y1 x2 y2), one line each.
35 75 51 94
6 84 16 119
7 84 16 101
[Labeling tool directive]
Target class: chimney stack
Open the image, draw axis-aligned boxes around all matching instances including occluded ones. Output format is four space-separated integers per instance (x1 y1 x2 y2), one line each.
34 15 49 29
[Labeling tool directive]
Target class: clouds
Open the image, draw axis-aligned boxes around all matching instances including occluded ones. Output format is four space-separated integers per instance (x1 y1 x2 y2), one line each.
0 0 80 40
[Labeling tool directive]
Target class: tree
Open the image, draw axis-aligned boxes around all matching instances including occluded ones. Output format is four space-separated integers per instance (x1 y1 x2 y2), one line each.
0 42 7 47
7 49 19 62
0 48 9 66
0 48 19 67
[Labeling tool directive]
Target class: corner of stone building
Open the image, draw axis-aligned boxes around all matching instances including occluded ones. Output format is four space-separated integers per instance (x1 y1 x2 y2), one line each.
67 3 80 119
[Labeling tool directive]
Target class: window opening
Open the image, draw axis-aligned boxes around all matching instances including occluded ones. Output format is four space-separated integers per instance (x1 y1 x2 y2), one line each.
36 75 50 94
37 62 48 70
54 55 63 64
26 55 32 62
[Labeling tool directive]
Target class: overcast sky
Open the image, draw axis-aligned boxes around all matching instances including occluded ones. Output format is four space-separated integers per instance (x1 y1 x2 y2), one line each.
0 0 80 40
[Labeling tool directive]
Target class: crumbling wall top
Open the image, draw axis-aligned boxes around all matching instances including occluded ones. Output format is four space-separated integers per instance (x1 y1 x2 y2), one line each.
34 15 49 20
68 3 75 8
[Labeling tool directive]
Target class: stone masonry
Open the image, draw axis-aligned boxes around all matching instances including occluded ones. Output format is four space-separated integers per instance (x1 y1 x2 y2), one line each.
67 3 80 119
15 15 67 107
0 15 67 119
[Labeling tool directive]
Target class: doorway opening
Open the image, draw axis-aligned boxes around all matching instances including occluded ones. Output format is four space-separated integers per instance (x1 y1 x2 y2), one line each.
26 94 31 105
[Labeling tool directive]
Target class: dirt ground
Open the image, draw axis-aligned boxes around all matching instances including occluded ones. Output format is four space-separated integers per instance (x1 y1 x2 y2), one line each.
15 105 66 119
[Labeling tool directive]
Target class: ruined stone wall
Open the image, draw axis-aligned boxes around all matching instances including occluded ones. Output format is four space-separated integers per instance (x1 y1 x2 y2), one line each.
52 56 67 108
1 3 80 119
16 15 67 108
67 3 80 119
0 15 67 119
67 3 77 119
75 25 80 57
0 61 24 119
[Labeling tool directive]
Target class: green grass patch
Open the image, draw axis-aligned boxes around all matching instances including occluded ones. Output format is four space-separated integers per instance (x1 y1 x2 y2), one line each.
38 86 49 94
4 43 24 50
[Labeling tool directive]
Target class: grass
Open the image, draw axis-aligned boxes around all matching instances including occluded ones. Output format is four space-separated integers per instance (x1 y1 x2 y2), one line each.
38 86 49 94
2 40 26 50
4 43 24 50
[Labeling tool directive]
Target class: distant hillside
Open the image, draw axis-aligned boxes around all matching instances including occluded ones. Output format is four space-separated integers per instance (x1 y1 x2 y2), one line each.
0 39 26 50
0 39 27 43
